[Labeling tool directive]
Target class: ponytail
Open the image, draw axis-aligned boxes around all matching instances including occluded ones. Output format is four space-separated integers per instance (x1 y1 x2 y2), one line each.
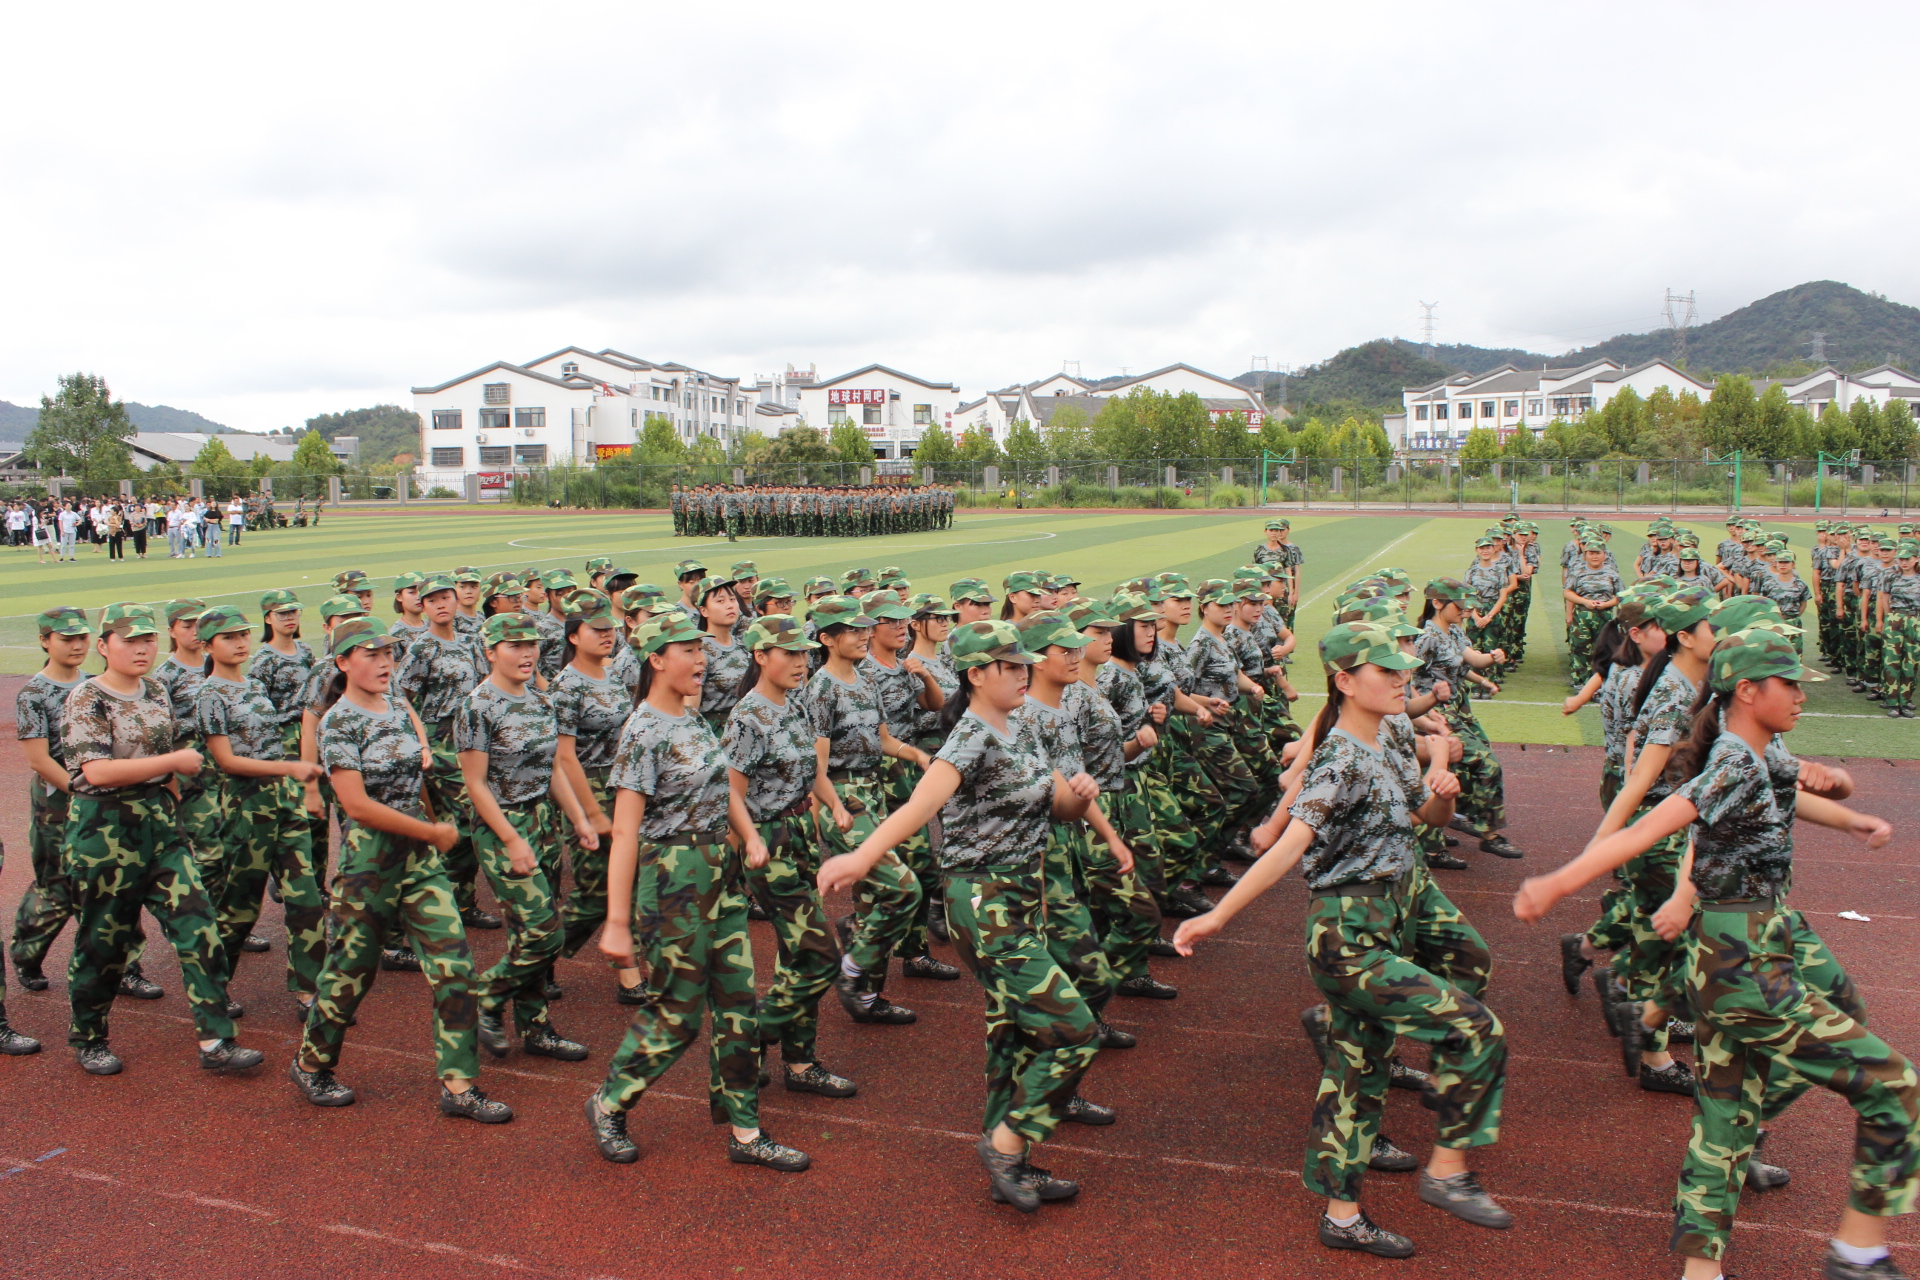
315 663 349 718
938 668 979 733
1587 619 1626 679
999 597 1015 620
737 648 770 704
1668 684 1730 786
1630 633 1681 720
1417 598 1438 627
1306 673 1346 760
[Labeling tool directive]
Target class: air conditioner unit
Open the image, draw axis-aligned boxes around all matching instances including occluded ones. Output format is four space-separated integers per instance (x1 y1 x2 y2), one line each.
522 428 537 437
475 433 489 444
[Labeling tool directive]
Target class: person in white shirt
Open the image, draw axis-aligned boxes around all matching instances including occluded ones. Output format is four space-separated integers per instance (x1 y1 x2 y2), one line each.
165 502 184 558
227 497 245 546
56 502 80 561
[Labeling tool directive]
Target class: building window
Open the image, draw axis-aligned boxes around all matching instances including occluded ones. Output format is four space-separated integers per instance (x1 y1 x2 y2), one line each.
863 404 882 425
829 404 848 424
1435 404 1449 420
431 409 462 431
478 446 512 466
1480 401 1494 418
513 408 545 429
1528 399 1543 416
913 403 932 424
1415 405 1429 421
561 362 578 375
430 447 464 467
1551 397 1570 416
514 444 547 465
1503 400 1519 417
479 408 510 430
1577 397 1593 413
483 383 511 405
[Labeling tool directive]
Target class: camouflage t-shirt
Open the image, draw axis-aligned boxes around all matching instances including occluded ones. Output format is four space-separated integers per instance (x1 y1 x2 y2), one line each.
1251 542 1303 573
1155 636 1193 695
1630 663 1698 804
935 711 1053 873
1097 660 1151 765
156 657 209 794
388 619 430 659
549 665 633 770
1567 566 1623 607
1756 572 1811 617
1465 561 1508 609
531 610 567 680
859 654 920 741
1252 604 1287 661
1014 695 1085 777
248 641 316 730
1676 564 1724 591
319 695 426 816
195 675 287 763
1135 644 1179 712
454 612 483 642
63 676 177 797
910 649 959 746
804 667 883 772
1413 621 1468 698
1227 624 1266 682
1678 732 1795 902
1598 661 1640 765
609 701 731 842
17 672 83 766
608 642 643 701
1289 727 1428 890
453 681 558 807
1888 571 1920 617
394 629 487 725
698 632 752 723
722 688 817 821
1185 628 1240 703
1642 551 1681 579
1071 679 1127 793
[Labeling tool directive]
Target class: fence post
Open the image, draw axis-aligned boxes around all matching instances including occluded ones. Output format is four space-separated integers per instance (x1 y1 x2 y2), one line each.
1164 465 1177 489
1672 460 1679 512
1047 465 1060 488
190 477 204 501
464 473 480 502
1106 465 1119 490
396 474 409 505
118 478 134 498
328 475 342 504
922 466 934 485
984 464 999 491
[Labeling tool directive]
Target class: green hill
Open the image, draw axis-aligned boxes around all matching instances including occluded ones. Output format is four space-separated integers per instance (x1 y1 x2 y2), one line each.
301 404 422 466
1565 280 1920 373
1243 340 1456 417
0 398 234 436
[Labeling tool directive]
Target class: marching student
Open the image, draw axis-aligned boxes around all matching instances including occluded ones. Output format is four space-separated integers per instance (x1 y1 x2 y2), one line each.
1415 579 1522 860
10 608 93 1005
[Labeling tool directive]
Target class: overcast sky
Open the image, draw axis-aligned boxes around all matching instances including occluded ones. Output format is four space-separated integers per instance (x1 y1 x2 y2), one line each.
3 0 1914 432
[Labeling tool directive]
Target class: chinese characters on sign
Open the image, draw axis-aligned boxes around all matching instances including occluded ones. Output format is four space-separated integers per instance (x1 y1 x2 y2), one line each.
477 472 510 491
827 389 887 406
593 444 633 460
1206 408 1267 427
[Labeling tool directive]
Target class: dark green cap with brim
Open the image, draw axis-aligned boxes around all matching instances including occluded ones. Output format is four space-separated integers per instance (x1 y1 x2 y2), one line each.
629 613 704 656
418 574 458 599
586 556 613 574
1264 518 1290 531
1066 602 1117 630
320 595 370 622
482 574 524 602
1320 621 1423 674
482 613 540 645
861 591 913 622
392 571 426 593
694 575 739 606
1709 627 1825 693
1710 595 1800 639
333 570 370 592
1654 584 1716 634
808 595 875 628
1017 611 1091 651
1337 598 1421 638
1424 577 1466 604
451 566 483 584
564 591 616 627
1002 570 1044 595
1106 592 1158 623
100 602 160 638
754 577 796 604
950 619 1035 669
742 615 818 652
948 577 994 603
196 605 251 642
328 616 393 658
673 559 707 579
37 606 92 637
908 593 956 616
804 576 836 597
730 560 759 578
260 589 302 614
540 568 578 590
164 598 208 625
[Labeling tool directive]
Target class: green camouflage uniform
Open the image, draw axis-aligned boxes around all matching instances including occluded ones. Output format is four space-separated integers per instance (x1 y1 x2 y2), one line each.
1072 674 1162 984
10 671 84 972
1615 663 1698 1055
550 665 633 957
1668 729 1920 1261
596 701 759 1127
1015 695 1118 1014
1097 659 1168 899
1292 730 1504 1201
698 631 752 734
1414 620 1507 835
1885 570 1920 711
1565 565 1622 688
863 650 936 957
300 693 480 1080
394 629 488 912
62 673 236 1048
1143 637 1215 892
157 655 226 889
1581 661 1642 957
939 710 1098 1142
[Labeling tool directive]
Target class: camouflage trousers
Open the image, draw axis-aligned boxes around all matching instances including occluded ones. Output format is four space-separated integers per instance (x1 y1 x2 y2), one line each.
423 721 481 913
213 775 326 997
1567 605 1613 689
885 755 941 960
819 771 920 991
298 822 479 1079
1085 793 1163 984
561 766 615 959
176 781 226 891
1230 693 1280 789
10 786 85 971
1109 769 1167 898
1611 816 1690 1055
1041 822 1116 1015
944 867 1099 1144
1881 614 1918 710
1583 880 1636 956
1467 615 1506 678
1148 735 1210 892
1304 869 1504 1202
1671 904 1920 1261
64 788 236 1048
473 798 565 1034
598 836 759 1128
1600 755 1624 811
746 815 837 1063
1443 704 1507 835
1189 714 1263 841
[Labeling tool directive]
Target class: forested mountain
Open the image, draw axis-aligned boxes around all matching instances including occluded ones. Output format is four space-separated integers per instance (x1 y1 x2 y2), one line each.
0 398 234 436
1562 280 1920 373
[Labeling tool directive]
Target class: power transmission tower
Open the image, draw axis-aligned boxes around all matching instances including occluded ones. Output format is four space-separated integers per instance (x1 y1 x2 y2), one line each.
1663 288 1697 364
1251 356 1269 372
1418 302 1439 360
1805 332 1827 363
1063 361 1081 378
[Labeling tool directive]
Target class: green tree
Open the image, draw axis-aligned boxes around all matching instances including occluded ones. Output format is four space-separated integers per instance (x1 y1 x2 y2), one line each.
27 372 137 488
954 425 1001 463
305 404 422 467
1817 403 1859 456
912 422 957 465
686 435 727 466
639 417 687 461
1042 404 1095 460
1782 406 1821 459
729 430 772 465
1089 394 1148 459
1327 415 1391 461
1876 398 1919 460
1745 383 1794 459
828 422 875 466
1458 426 1502 461
290 429 342 477
1291 419 1332 460
761 425 837 473
1500 427 1537 460
1003 418 1047 464
191 435 248 496
1701 375 1759 454
1592 386 1647 454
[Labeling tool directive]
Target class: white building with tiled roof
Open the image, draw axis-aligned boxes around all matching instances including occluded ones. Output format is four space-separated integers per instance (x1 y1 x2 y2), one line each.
787 364 964 460
1752 364 1920 417
951 366 1273 445
1386 358 1713 451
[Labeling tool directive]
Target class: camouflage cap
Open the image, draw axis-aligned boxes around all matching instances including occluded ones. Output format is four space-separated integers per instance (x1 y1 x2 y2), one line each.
585 556 613 574
950 619 1035 669
540 568 578 590
1337 598 1422 639
1424 577 1466 604
1264 518 1290 531
694 574 739 605
840 566 876 587
418 573 458 598
948 577 994 603
673 558 706 579
1709 627 1825 693
730 560 758 579
564 590 617 627
37 605 92 637
1066 601 1117 631
1124 578 1166 603
195 605 251 641
319 594 369 622
617 585 660 615
164 598 208 625
1774 549 1797 563
328 615 393 658
100 601 161 638
804 575 836 597
1475 535 1497 548
1901 540 1920 557
451 566 483 584
753 576 796 604
260 588 302 614
877 565 908 585
809 595 875 629
1002 570 1044 595
1320 621 1423 674
1653 583 1716 634
860 591 913 622
1815 520 1832 532
1052 569 1082 586
482 612 540 646
741 614 818 652
1105 592 1158 623
333 570 370 592
908 592 957 616
1710 594 1800 639
602 567 637 587
629 611 704 656
1678 544 1702 560
482 573 524 602
1017 611 1092 651
392 571 426 593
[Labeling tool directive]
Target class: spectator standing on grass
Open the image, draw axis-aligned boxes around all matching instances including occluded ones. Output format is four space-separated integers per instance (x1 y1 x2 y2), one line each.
165 500 183 558
105 501 125 560
56 501 80 562
202 499 222 559
227 496 244 545
32 502 53 564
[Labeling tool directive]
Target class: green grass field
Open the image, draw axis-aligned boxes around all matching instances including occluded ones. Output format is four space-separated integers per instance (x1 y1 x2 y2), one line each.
2 509 1911 758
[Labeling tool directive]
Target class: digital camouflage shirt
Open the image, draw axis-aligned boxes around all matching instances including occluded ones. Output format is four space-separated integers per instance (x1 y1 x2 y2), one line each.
157 656 209 792
319 695 426 817
608 642 643 702
1071 679 1128 792
911 649 959 746
195 674 288 763
1755 572 1811 618
531 610 567 680
62 676 178 797
453 681 558 807
1678 731 1796 902
1464 561 1508 610
1413 620 1468 699
1888 571 1920 617
1629 663 1698 804
1288 727 1428 891
549 665 634 770
387 618 430 659
722 688 818 821
859 653 921 741
1185 628 1241 703
1227 623 1265 683
804 667 883 773
1135 643 1179 712
1155 636 1193 695
17 671 83 766
248 641 316 731
698 632 752 723
394 629 487 726
935 710 1054 873
1098 660 1151 768
1566 565 1623 607
1014 694 1086 777
1598 661 1640 765
609 700 731 842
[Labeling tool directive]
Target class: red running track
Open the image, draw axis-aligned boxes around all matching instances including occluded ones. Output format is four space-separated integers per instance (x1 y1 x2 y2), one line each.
1 708 1917 1280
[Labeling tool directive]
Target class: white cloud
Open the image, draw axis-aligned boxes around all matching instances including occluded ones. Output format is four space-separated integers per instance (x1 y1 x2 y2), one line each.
2 0 1916 430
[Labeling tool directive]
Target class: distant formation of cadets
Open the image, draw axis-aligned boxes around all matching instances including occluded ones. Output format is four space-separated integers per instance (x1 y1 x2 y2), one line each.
671 483 955 540
3 508 1914 1280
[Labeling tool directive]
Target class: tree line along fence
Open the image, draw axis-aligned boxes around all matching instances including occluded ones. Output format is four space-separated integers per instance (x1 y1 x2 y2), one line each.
2 469 465 505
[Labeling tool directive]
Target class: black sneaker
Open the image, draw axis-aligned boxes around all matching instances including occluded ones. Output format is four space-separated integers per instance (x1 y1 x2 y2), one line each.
460 909 503 931
1667 1018 1695 1044
834 975 916 1025
0 1024 42 1055
1639 1060 1697 1096
1369 1132 1419 1172
1613 1001 1646 1077
977 1134 1038 1213
15 959 48 992
1478 835 1524 859
1417 1170 1513 1228
439 1084 513 1123
1147 940 1180 958
901 954 961 981
198 1039 264 1072
1300 1003 1332 1066
1593 968 1620 1038
241 934 270 954
1822 1246 1909 1279
380 948 422 973
1062 1094 1116 1126
76 1043 123 1075
1319 1211 1415 1258
289 1061 355 1106
1746 1128 1791 1193
477 1012 509 1058
1173 885 1217 916
1198 865 1240 887
990 1162 1078 1204
727 1129 810 1172
1427 850 1470 870
523 1025 589 1061
1097 1020 1136 1049
615 983 648 1006
585 1094 637 1162
784 1062 857 1097
118 968 164 1000
224 999 245 1019
1443 835 1461 848
1116 974 1178 1000
1559 933 1591 996
1388 1056 1431 1092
